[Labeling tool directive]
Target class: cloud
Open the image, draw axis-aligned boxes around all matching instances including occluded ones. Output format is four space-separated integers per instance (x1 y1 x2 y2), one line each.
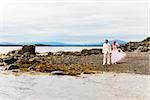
0 0 148 43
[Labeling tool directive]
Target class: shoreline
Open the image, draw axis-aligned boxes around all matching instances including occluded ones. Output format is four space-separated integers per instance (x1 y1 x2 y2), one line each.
0 37 150 76
0 50 149 76
0 71 149 100
1 69 149 77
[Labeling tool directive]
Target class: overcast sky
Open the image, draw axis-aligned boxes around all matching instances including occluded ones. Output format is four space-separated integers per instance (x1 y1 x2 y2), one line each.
0 0 149 43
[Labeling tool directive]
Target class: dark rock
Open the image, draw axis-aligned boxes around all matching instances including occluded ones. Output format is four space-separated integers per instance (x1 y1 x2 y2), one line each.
12 70 20 72
7 50 20 56
7 64 19 70
4 57 17 64
81 49 91 56
73 52 82 56
48 52 53 55
0 63 4 66
120 38 150 52
90 49 102 54
140 47 149 52
120 45 126 52
63 52 74 55
126 42 139 52
7 50 16 55
21 45 35 54
81 49 102 56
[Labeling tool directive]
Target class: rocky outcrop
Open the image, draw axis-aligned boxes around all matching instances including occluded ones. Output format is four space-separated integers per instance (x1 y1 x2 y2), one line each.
20 45 36 54
53 49 102 56
4 57 17 64
120 37 150 52
7 45 36 56
0 45 102 75
7 64 19 70
81 49 102 55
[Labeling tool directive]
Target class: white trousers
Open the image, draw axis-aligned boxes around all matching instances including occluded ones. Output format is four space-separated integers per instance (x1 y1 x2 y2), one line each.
103 53 111 65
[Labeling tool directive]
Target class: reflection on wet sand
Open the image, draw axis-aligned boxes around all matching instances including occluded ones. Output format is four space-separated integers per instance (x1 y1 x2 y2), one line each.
0 71 149 100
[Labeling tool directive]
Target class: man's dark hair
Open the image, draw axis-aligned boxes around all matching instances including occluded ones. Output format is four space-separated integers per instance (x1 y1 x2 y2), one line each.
105 39 108 43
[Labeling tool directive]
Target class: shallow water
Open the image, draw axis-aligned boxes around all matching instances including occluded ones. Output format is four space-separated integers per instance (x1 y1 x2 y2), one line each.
0 70 149 100
0 46 101 54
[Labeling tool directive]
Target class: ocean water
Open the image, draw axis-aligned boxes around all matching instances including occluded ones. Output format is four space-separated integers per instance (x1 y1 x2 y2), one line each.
0 46 102 54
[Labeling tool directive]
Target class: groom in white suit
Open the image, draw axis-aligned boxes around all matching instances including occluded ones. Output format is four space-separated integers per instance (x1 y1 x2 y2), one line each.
102 40 111 65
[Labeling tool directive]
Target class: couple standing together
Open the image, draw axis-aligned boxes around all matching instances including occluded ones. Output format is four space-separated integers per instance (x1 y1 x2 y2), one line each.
102 39 126 65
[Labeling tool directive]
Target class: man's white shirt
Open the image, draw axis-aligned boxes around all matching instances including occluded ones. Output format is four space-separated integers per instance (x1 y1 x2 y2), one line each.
102 43 112 54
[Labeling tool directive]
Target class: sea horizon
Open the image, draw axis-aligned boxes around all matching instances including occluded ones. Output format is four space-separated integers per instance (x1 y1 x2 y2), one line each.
0 46 102 54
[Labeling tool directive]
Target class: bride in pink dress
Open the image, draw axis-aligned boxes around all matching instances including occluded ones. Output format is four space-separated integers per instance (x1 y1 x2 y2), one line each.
111 41 126 64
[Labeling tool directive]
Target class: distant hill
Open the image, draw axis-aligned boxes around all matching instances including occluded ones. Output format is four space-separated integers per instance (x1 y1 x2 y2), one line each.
0 40 127 46
101 40 127 45
0 42 17 45
109 40 127 45
19 42 66 46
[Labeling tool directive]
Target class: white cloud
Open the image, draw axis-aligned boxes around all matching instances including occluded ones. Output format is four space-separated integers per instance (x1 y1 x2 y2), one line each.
0 0 148 43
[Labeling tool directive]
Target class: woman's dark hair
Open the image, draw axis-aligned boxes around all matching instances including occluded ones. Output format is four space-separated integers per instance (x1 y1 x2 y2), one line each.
105 39 108 43
113 41 116 44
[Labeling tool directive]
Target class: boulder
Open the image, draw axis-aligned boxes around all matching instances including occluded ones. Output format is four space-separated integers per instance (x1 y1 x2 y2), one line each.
90 49 102 54
73 52 82 56
21 45 35 54
140 47 149 52
48 52 53 55
81 49 102 56
62 52 74 55
4 57 17 64
120 45 126 52
7 64 19 70
0 63 4 66
7 50 16 55
81 49 91 56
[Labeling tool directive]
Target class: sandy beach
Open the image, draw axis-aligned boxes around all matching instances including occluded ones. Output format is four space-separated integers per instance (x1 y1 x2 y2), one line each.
0 51 150 100
0 71 149 100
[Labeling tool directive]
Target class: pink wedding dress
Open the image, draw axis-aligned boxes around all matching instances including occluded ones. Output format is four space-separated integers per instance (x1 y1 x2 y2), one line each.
111 44 126 64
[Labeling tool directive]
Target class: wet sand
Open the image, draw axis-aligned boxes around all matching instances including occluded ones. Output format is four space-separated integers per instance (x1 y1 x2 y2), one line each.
0 52 150 100
0 72 149 100
102 52 150 75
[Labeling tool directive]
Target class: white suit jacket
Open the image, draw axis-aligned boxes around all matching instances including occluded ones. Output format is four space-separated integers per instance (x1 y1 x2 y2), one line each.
102 43 112 54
